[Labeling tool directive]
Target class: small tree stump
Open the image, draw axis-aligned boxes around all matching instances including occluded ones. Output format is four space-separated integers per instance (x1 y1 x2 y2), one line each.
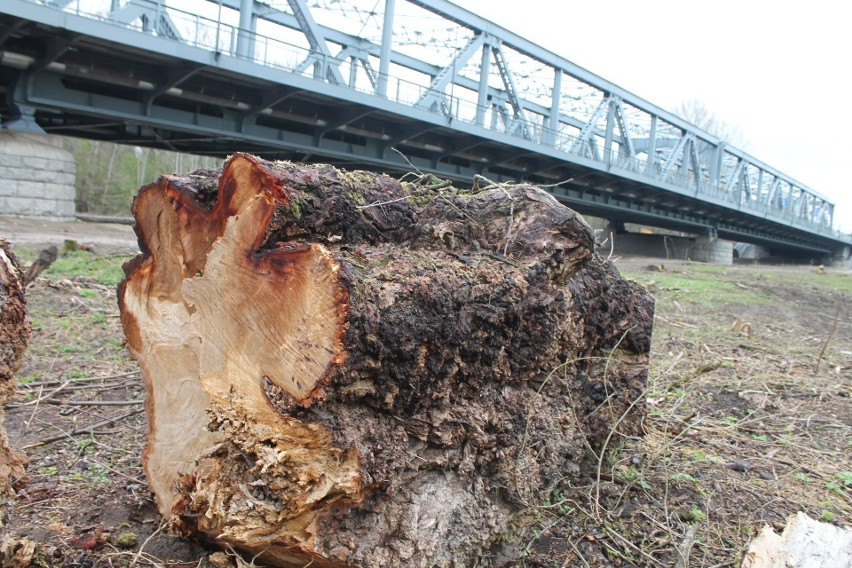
0 238 30 528
118 154 654 567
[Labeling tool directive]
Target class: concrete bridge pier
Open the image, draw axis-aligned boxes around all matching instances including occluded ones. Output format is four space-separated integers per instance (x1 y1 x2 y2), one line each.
0 130 77 221
832 244 852 268
690 236 733 265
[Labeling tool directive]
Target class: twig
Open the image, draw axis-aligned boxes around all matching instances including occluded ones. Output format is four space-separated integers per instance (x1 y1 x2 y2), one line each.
20 370 140 389
356 194 411 210
391 147 423 175
593 387 649 521
481 250 519 268
563 537 592 568
21 408 144 449
16 380 71 407
87 458 146 486
815 302 840 372
131 522 168 568
494 184 516 256
42 399 143 407
603 525 666 567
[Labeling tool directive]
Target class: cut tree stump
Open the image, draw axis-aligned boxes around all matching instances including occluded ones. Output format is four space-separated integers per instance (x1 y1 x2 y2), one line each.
118 154 654 568
0 238 30 529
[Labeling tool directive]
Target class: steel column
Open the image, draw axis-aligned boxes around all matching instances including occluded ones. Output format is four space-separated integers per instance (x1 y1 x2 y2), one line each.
377 0 394 97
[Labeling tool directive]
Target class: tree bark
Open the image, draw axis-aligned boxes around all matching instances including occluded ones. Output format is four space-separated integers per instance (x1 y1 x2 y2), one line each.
0 238 30 529
118 154 654 568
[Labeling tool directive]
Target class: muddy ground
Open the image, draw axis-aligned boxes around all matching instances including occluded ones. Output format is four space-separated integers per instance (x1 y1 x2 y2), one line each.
1 216 850 567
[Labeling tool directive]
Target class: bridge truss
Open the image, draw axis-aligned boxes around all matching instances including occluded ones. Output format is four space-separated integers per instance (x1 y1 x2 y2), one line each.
1 0 849 254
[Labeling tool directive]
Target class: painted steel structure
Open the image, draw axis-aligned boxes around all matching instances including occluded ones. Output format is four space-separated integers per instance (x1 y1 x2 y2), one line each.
1 0 849 255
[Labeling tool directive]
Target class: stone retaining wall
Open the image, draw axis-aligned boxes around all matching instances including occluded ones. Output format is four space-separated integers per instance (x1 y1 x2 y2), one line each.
0 131 76 221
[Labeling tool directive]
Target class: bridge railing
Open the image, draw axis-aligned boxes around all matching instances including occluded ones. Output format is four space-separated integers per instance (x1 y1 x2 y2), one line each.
26 0 847 240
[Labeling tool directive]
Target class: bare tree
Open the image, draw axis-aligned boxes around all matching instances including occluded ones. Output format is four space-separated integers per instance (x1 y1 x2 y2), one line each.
674 99 747 148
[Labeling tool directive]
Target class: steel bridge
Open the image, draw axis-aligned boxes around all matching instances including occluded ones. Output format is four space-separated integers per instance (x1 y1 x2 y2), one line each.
1 0 850 256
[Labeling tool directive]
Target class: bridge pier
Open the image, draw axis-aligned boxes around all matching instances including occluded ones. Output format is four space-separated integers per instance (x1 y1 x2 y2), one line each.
832 244 852 268
0 130 77 221
594 228 735 265
690 236 733 265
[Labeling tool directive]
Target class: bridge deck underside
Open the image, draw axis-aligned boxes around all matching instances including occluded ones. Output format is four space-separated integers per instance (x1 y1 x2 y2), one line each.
0 10 843 255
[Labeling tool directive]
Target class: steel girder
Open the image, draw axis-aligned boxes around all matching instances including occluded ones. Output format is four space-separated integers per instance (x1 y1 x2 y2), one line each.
0 0 849 254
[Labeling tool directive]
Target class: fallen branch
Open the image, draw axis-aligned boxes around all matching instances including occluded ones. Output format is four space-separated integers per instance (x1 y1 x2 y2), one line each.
21 408 144 449
41 399 143 407
19 370 140 389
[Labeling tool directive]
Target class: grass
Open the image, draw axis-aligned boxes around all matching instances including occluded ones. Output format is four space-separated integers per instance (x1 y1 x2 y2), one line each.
518 260 850 566
15 246 127 286
637 268 775 311
8 245 850 568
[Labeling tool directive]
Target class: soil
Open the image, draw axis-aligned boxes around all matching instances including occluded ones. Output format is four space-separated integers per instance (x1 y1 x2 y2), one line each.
0 216 850 568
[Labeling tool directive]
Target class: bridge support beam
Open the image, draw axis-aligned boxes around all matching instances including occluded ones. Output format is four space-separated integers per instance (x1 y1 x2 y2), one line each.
0 131 76 221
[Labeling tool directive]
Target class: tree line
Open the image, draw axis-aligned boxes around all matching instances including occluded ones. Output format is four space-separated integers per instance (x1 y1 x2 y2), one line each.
62 138 221 216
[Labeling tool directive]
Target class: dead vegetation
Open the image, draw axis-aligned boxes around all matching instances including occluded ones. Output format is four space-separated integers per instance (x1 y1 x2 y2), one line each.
1 242 850 567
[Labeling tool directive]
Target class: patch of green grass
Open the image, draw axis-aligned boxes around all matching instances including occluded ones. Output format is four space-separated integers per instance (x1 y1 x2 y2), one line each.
684 505 707 522
44 250 127 286
62 465 110 484
78 288 97 298
690 450 722 464
618 466 651 490
623 268 774 310
670 472 698 484
17 373 39 384
722 416 739 427
837 472 852 487
768 271 852 294
793 472 814 484
91 312 107 325
820 510 835 523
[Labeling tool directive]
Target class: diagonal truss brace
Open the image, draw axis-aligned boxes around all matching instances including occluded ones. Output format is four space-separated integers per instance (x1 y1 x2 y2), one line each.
416 33 486 113
336 46 378 90
574 94 638 166
570 97 608 158
286 0 345 85
723 159 746 204
657 132 704 192
490 42 531 140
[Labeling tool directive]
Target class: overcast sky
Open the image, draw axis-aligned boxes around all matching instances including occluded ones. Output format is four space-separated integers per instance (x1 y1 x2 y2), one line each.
453 0 852 232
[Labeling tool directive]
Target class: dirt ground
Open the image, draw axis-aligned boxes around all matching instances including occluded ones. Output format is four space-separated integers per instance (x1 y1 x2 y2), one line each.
0 216 849 567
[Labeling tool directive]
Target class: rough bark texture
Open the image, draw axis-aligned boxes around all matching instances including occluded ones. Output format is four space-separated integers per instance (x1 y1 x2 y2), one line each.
0 238 30 529
118 154 654 568
23 245 57 286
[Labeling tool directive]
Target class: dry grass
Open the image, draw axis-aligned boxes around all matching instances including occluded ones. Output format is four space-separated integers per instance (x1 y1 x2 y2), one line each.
519 260 851 567
3 248 850 568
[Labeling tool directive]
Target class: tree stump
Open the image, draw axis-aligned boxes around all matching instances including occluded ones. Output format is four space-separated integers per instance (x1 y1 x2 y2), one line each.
0 238 30 529
118 154 654 567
